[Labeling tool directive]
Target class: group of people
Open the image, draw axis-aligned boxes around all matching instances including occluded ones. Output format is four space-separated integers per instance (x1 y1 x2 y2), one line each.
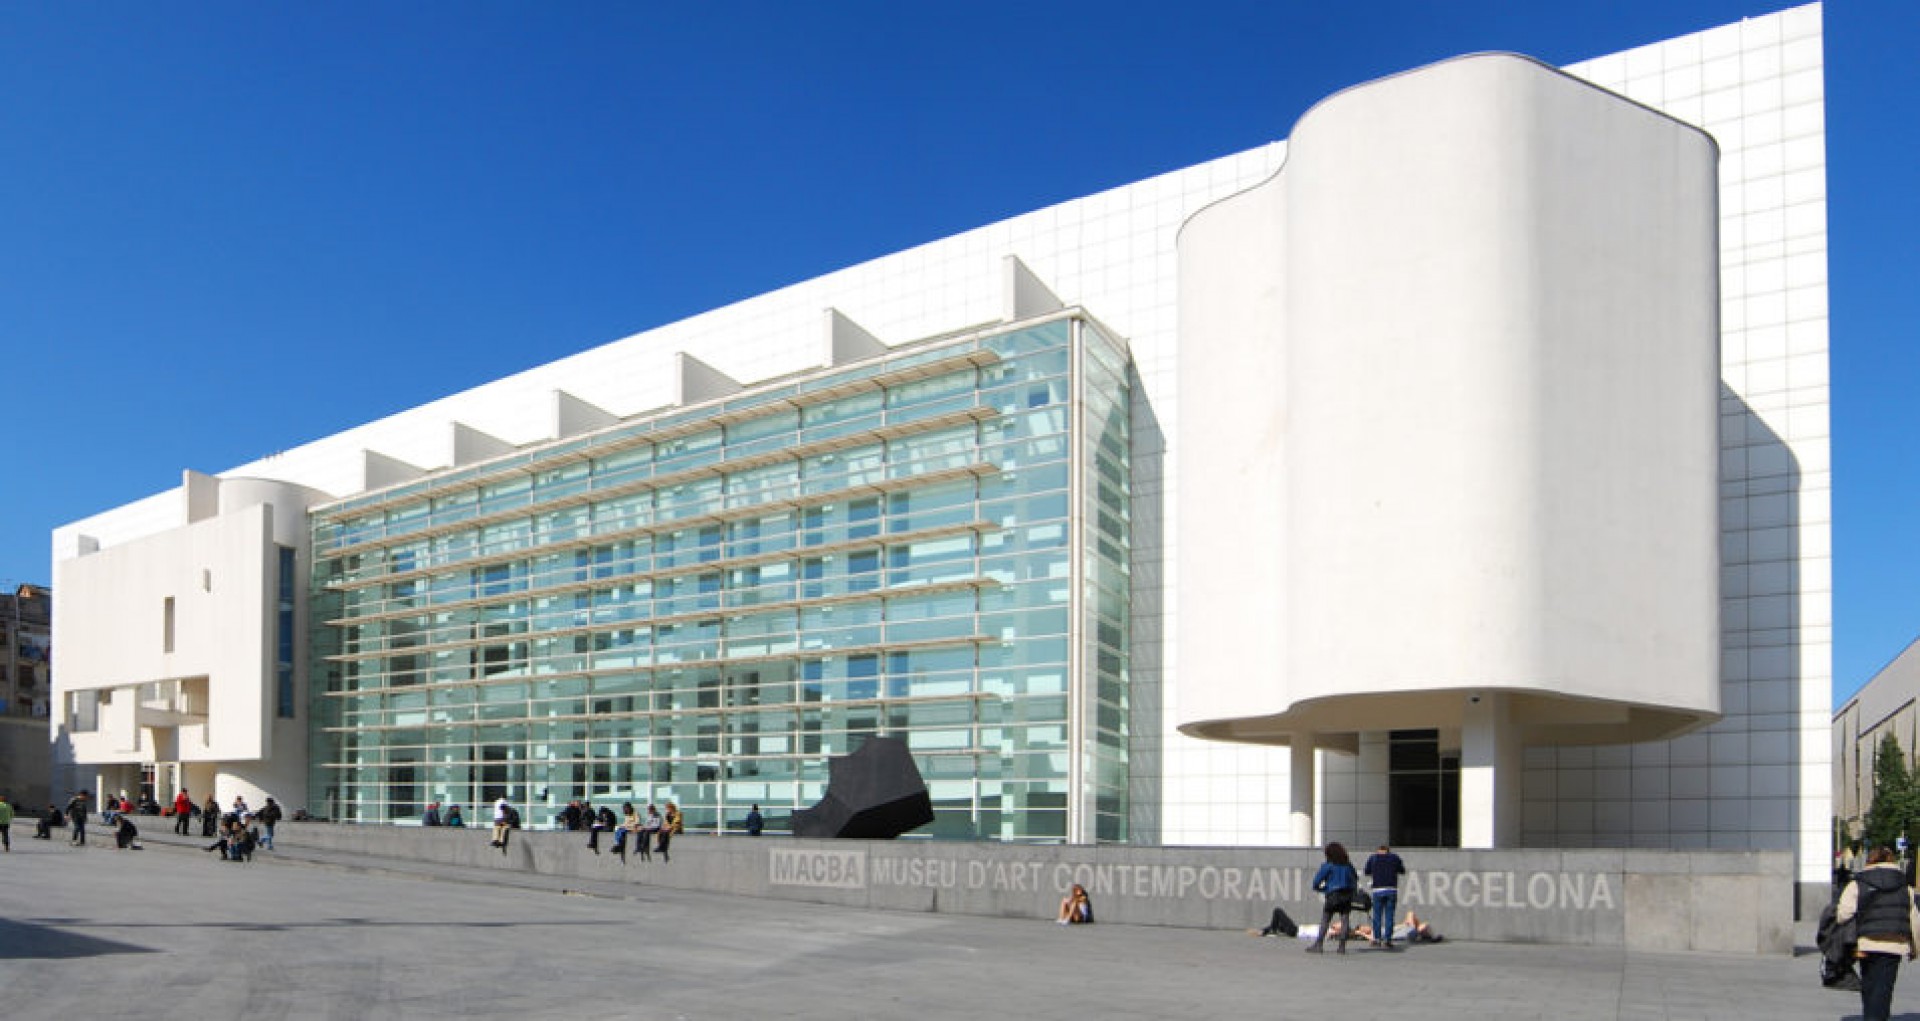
579 800 683 863
1050 840 1443 949
23 788 280 856
1296 842 1412 953
1240 842 1442 952
191 793 283 861
419 802 466 827
442 797 767 859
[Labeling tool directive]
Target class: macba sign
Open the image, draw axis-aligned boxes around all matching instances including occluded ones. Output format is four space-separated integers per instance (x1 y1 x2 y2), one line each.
769 848 1618 913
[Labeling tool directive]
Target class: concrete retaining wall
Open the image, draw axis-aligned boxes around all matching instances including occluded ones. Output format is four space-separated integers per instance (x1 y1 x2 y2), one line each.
270 823 1793 954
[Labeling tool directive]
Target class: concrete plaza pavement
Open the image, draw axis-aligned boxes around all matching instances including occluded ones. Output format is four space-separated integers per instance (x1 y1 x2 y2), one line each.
0 827 1904 1020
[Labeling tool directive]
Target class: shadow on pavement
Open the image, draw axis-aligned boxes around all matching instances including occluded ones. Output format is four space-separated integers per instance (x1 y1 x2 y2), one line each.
0 918 156 960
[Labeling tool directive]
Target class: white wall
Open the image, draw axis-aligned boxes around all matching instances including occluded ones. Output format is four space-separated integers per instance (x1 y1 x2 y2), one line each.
1546 4 1830 885
55 502 273 764
53 476 323 818
1178 53 1721 744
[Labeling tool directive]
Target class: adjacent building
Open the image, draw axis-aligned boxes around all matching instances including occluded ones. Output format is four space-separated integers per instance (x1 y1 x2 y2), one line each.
50 5 1833 905
1834 637 1920 843
1 583 52 808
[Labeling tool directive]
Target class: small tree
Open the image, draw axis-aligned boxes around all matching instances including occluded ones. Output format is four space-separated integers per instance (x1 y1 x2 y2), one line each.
1863 732 1919 853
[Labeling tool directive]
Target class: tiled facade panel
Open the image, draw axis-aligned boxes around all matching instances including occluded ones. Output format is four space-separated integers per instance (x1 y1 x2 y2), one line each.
1528 5 1830 883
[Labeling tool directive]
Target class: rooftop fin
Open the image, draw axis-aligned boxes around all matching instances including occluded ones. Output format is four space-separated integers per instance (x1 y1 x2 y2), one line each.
183 470 220 524
450 422 514 467
1003 254 1064 321
362 450 426 492
676 352 742 405
824 308 888 365
552 390 617 439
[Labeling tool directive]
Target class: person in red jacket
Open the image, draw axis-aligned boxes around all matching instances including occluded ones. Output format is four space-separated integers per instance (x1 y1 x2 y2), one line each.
172 789 194 835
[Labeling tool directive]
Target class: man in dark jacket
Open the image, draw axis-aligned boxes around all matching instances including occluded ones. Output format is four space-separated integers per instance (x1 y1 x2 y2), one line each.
65 791 89 846
1836 846 1920 1021
1362 844 1407 948
258 797 283 850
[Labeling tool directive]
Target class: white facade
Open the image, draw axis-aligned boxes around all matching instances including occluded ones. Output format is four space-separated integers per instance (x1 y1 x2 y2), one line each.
50 7 1830 891
1177 53 1723 848
53 473 323 808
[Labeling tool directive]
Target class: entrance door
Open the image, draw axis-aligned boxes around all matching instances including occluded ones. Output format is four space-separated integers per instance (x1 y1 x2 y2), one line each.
1388 729 1458 847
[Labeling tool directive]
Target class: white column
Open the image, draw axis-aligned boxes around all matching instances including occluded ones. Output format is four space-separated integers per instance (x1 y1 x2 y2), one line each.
1460 692 1522 848
1290 735 1317 846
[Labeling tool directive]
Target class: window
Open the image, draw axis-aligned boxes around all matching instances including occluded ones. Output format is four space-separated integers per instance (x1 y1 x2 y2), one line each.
69 689 99 732
476 563 512 598
163 596 176 653
276 547 297 718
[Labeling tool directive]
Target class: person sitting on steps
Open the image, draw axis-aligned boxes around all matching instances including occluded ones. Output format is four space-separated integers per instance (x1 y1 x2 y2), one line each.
1056 883 1094 925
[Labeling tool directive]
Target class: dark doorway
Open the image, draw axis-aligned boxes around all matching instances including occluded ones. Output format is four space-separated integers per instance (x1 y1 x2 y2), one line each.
391 761 417 823
1388 729 1458 847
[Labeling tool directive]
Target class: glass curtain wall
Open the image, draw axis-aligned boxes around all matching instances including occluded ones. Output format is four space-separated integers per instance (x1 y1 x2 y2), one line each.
309 315 1130 842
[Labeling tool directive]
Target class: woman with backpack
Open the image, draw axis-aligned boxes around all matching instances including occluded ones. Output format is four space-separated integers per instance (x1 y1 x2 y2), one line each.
1836 846 1920 1021
1305 842 1359 955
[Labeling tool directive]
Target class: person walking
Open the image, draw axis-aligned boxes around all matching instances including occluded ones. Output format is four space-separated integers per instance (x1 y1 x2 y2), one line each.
0 792 13 852
1362 843 1407 948
65 791 89 846
1306 842 1359 954
258 797 283 850
1836 845 1920 1021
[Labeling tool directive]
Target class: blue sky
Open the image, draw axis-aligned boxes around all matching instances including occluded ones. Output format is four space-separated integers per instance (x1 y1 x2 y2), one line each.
0 2 1910 708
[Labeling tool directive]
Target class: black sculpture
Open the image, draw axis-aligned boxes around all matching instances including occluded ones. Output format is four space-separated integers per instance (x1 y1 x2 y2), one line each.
792 736 934 838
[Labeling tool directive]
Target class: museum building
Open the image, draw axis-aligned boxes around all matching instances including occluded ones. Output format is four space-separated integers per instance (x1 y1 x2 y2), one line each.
50 6 1833 903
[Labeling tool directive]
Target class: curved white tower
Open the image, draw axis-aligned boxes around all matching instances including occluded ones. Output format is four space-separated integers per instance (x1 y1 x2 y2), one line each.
1176 54 1722 846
